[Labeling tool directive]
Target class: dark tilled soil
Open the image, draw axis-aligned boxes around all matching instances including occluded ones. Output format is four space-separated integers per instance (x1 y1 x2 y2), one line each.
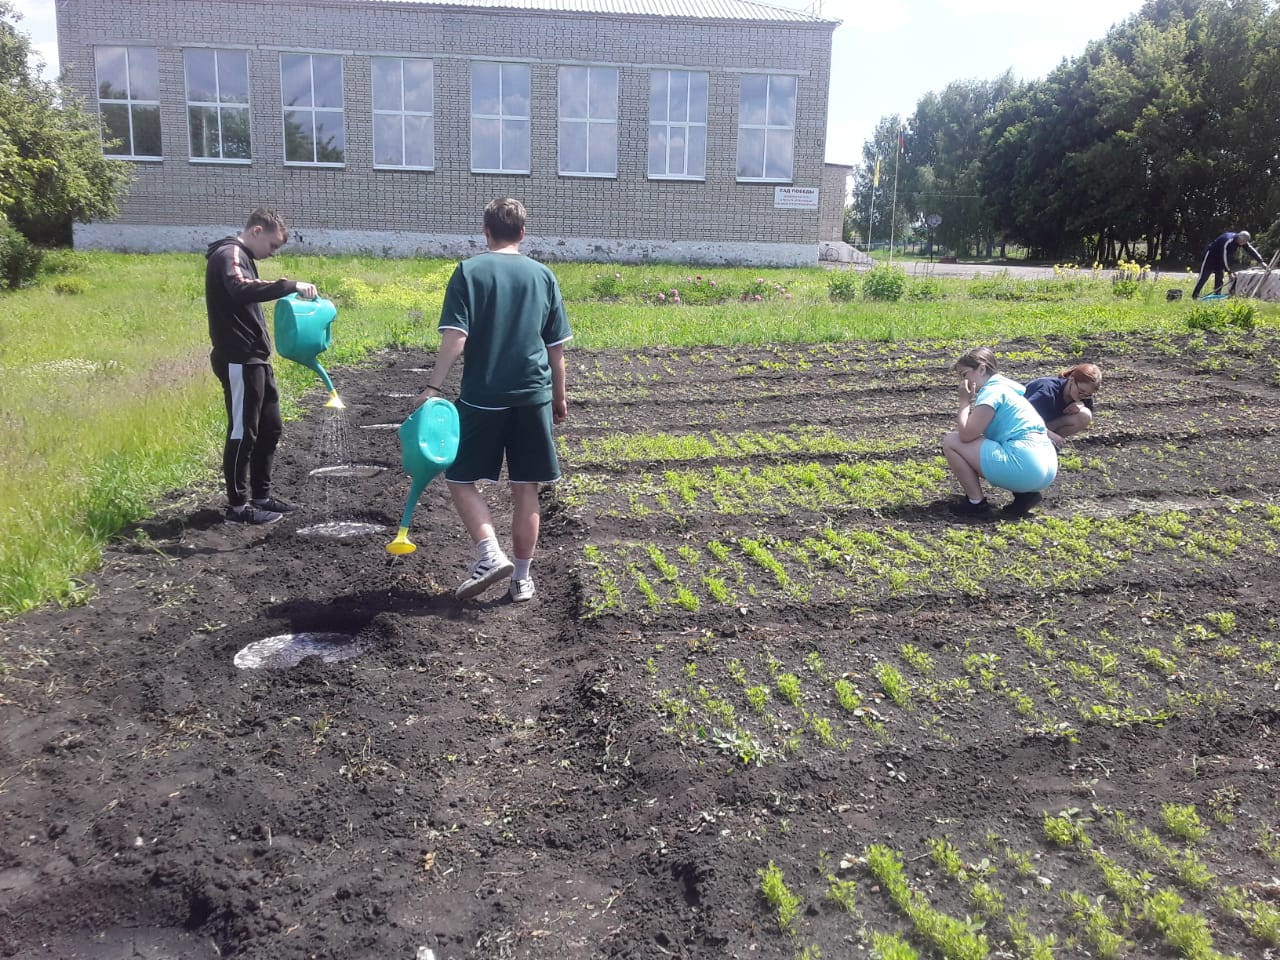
2 334 1279 960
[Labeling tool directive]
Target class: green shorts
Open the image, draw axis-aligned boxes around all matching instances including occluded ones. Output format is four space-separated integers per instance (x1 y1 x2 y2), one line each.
445 401 561 484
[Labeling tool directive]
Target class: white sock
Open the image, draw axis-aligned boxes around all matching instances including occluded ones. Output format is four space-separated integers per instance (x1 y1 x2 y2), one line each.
512 558 531 581
476 537 504 563
969 497 984 504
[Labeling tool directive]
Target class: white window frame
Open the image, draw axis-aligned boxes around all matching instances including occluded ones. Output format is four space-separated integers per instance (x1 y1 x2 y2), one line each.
371 57 434 171
557 65 617 178
736 73 796 183
647 69 707 181
95 46 162 160
184 48 251 164
280 53 345 167
470 61 531 175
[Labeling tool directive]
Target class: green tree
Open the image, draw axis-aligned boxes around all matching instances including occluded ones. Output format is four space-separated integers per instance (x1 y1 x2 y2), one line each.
847 115 913 252
848 0 1267 261
979 0 1278 261
908 73 1016 257
1181 0 1277 251
981 50 1107 259
0 1 130 244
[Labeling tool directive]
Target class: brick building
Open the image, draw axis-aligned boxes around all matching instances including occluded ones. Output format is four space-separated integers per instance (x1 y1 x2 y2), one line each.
55 0 842 265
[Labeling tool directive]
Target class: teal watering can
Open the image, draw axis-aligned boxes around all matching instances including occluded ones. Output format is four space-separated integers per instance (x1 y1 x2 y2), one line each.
274 294 344 408
386 397 460 555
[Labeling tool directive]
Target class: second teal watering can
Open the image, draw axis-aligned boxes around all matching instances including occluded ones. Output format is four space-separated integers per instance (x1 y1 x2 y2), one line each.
386 397 460 555
274 294 343 408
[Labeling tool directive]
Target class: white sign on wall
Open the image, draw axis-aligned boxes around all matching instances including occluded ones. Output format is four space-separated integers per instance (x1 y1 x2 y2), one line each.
774 186 819 210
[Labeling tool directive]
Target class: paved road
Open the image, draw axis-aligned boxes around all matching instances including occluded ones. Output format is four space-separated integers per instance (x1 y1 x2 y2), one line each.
866 260 1058 280
821 249 1059 279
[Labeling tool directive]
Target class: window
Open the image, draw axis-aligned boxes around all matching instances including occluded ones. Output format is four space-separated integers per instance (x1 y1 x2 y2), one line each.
470 62 530 174
372 57 434 169
736 74 796 182
558 66 617 177
95 46 161 159
280 53 345 165
647 70 707 180
184 49 251 162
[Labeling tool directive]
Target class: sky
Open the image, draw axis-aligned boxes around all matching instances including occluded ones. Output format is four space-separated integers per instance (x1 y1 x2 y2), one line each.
12 0 1149 166
787 0 1150 165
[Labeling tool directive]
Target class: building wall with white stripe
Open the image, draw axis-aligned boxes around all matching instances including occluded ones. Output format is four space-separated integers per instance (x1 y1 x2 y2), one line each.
55 0 839 265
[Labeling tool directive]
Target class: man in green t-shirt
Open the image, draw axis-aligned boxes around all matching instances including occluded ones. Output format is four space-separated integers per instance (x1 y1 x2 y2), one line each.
414 198 572 602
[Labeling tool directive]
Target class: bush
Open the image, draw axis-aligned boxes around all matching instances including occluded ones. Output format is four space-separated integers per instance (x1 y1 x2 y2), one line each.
970 271 1072 301
1111 259 1151 299
908 277 944 301
0 218 44 289
1112 278 1140 299
862 264 907 302
674 276 731 305
53 276 88 295
1186 299 1256 331
826 269 859 301
38 248 78 275
590 271 624 299
738 276 790 302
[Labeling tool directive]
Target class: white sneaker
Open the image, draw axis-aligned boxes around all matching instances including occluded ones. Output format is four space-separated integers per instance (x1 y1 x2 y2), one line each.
454 555 514 600
509 578 535 603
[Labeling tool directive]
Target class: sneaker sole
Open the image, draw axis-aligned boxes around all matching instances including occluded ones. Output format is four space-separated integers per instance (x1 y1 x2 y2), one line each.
455 560 515 600
224 516 282 525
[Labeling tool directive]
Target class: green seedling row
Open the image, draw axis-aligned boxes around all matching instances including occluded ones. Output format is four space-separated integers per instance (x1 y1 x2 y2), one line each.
634 587 1275 771
563 458 956 518
559 425 923 469
743 800 1278 960
580 505 1272 617
559 430 1280 527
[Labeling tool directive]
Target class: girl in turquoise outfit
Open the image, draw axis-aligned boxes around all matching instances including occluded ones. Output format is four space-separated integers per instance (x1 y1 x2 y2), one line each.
942 347 1058 518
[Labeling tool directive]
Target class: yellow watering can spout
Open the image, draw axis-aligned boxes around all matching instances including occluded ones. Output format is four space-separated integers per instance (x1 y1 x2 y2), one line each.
386 526 416 555
384 398 459 556
324 390 345 409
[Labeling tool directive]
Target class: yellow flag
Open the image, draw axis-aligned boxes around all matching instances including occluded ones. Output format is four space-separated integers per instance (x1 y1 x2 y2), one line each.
873 159 880 188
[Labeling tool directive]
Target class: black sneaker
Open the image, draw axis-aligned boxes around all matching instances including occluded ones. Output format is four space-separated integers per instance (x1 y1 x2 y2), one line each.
251 497 298 513
1005 491 1043 518
950 497 992 516
226 504 283 525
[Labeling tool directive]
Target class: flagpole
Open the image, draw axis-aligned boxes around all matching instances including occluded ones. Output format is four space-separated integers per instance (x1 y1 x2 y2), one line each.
889 131 901 265
866 156 879 254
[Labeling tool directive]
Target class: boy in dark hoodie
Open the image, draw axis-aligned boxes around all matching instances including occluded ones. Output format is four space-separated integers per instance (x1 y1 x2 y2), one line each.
206 208 318 525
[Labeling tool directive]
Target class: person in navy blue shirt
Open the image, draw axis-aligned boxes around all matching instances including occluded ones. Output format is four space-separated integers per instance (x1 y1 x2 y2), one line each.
1191 230 1263 299
1023 364 1102 449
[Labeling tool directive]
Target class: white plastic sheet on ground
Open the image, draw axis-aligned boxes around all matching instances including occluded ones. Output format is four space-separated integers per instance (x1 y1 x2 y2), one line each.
233 633 361 670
